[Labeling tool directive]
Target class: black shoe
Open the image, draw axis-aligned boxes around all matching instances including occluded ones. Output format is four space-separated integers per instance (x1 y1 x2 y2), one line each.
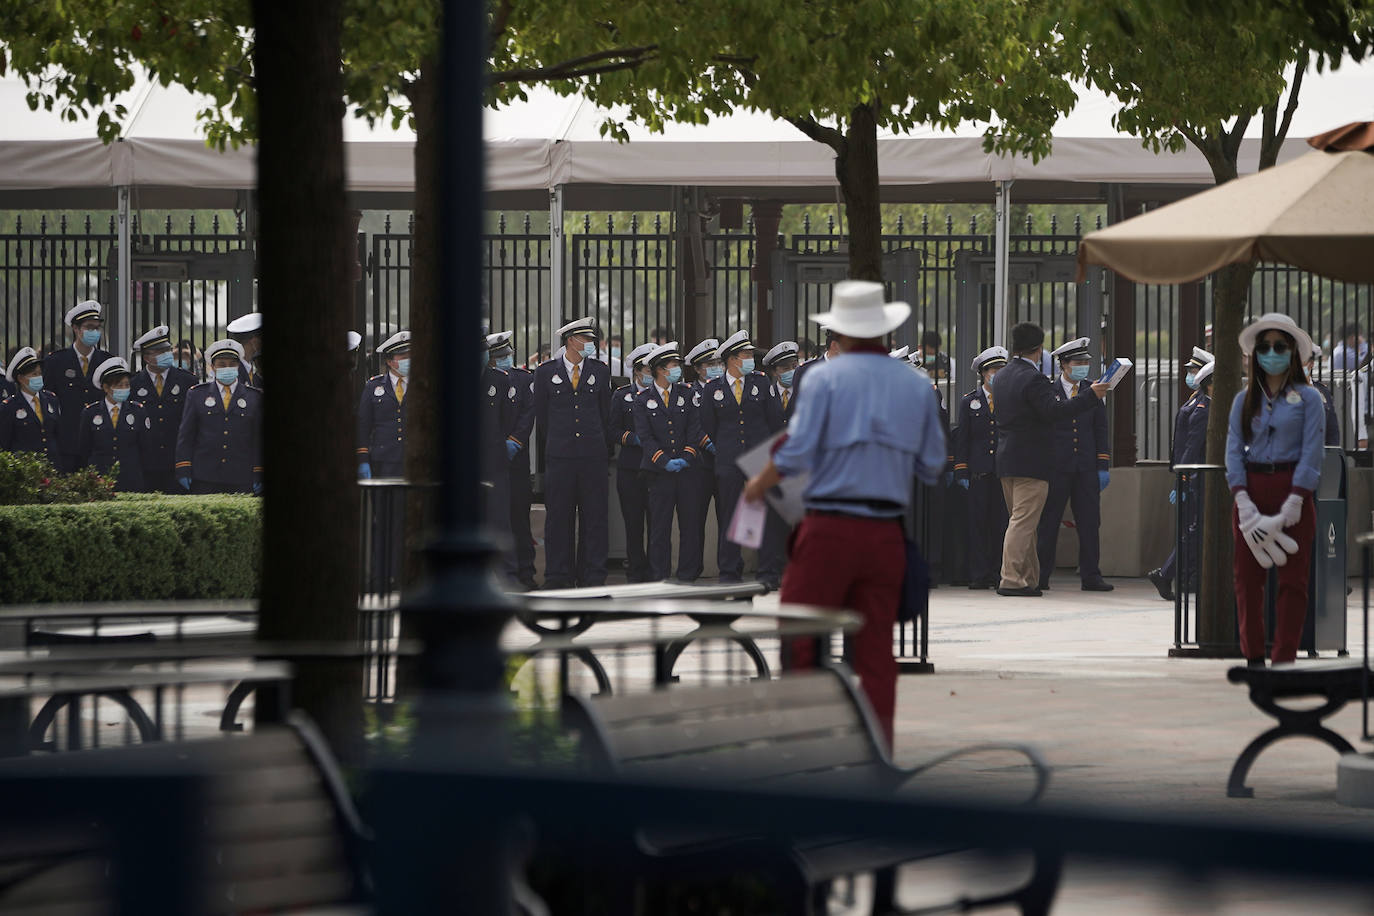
1082 577 1115 592
1146 568 1174 601
757 579 781 591
996 586 1043 597
1247 658 1266 669
719 575 743 585
968 580 992 590
1038 581 1051 591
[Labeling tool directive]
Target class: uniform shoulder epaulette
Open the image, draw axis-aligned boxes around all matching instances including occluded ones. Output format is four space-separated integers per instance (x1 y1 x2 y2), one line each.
367 374 387 384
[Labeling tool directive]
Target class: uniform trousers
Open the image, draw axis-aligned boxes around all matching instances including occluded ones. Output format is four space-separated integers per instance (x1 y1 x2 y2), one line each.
785 513 905 749
1036 469 1102 585
1233 469 1315 663
144 469 176 494
716 465 782 582
190 480 250 495
999 477 1049 590
677 464 715 582
967 473 1009 585
507 455 536 585
544 456 608 588
616 468 651 582
646 470 704 581
1159 476 1201 587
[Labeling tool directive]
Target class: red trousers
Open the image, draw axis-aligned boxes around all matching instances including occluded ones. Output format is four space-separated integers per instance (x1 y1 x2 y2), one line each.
1232 470 1315 663
784 513 905 749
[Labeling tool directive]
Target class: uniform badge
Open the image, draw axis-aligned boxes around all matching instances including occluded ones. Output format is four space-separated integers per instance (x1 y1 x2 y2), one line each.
552 374 563 384
92 414 103 426
127 414 136 425
14 409 25 420
137 388 148 397
145 418 151 429
624 393 633 403
237 398 247 408
487 385 497 397
171 385 180 396
204 396 216 407
677 396 685 407
769 385 776 398
587 373 596 385
692 393 701 407
507 386 516 400
374 385 385 397
714 390 725 401
971 400 982 411
647 400 659 410
750 386 758 396
529 382 534 394
1286 391 1301 405
65 368 76 378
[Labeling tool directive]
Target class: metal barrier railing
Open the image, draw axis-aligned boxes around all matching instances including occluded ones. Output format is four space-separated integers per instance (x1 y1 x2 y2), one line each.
1169 464 1237 654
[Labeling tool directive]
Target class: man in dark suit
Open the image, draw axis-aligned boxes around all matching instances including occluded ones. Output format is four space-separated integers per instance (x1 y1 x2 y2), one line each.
355 331 410 478
488 332 539 589
129 325 199 493
991 323 1109 597
953 346 1009 590
43 300 112 471
1035 337 1114 592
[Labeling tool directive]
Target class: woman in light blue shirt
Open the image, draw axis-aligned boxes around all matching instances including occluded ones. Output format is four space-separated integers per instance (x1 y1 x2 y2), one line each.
1226 314 1324 666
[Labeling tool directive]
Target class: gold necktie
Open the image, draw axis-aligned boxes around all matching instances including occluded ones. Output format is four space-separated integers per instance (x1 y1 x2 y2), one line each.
33 398 42 422
782 391 790 410
396 379 405 405
80 354 88 375
572 364 581 390
988 393 995 414
733 380 742 404
155 375 164 397
1071 383 1079 398
111 405 119 426
222 385 232 410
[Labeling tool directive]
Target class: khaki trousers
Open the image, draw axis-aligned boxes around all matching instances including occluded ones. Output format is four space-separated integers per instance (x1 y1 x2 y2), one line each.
1000 477 1050 589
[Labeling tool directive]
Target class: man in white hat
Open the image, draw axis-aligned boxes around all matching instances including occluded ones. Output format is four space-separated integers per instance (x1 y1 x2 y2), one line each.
1035 337 1114 592
356 331 411 479
0 347 61 465
174 339 263 494
762 341 801 423
487 332 539 588
227 312 265 389
43 300 112 471
481 334 523 560
129 325 199 492
610 342 658 583
77 357 146 491
533 317 613 588
992 324 1109 598
953 346 1009 589
679 337 722 583
743 280 946 747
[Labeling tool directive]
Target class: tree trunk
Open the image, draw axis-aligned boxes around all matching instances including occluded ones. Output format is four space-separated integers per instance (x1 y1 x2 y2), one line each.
836 104 883 282
252 0 363 757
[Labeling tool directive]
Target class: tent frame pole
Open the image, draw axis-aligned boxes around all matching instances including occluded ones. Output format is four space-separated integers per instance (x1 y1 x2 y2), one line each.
117 186 132 357
549 184 564 354
994 180 1013 345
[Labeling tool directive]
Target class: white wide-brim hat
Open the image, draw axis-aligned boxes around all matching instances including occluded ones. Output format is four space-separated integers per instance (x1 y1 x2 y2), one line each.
1239 313 1314 364
810 280 910 339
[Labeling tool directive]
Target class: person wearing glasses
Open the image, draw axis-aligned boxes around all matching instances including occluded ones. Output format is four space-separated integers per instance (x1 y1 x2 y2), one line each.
1226 314 1325 667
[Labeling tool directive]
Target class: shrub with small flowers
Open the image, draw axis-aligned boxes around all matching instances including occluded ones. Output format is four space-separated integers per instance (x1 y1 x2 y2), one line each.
0 452 118 505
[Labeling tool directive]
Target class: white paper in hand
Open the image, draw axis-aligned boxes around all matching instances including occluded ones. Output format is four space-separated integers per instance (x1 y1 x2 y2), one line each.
726 491 767 549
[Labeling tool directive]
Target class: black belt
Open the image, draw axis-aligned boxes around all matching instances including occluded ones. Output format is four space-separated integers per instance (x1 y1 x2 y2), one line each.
1245 461 1297 473
808 497 904 513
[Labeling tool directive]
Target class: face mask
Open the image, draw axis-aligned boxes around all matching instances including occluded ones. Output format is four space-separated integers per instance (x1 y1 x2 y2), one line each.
779 370 795 388
1068 365 1090 382
984 371 998 386
215 367 239 386
581 341 597 359
666 366 682 384
176 360 191 372
923 354 936 365
634 373 648 390
610 347 621 360
495 355 513 371
1185 372 1198 390
80 329 101 347
1257 351 1290 375
705 365 724 380
26 376 43 394
740 358 755 374
155 351 175 369
111 387 131 403
397 358 411 377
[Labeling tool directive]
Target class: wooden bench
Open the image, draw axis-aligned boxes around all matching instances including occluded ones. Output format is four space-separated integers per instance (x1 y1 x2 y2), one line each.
1226 660 1371 797
0 713 371 914
569 666 1060 915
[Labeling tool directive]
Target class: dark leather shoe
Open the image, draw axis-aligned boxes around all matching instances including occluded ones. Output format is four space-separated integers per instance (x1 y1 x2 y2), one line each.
996 586 1043 597
1038 581 1051 591
1082 577 1115 591
1247 658 1266 669
1146 568 1174 601
968 580 992 590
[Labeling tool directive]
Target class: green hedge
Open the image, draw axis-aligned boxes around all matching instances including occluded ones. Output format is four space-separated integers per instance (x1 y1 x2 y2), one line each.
0 494 261 602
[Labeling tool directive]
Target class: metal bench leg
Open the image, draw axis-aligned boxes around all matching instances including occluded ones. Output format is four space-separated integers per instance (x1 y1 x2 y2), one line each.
1227 724 1357 798
220 681 258 732
30 691 159 752
572 648 613 696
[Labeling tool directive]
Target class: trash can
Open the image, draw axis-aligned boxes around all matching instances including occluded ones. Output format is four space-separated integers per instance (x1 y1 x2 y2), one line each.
1264 446 1347 655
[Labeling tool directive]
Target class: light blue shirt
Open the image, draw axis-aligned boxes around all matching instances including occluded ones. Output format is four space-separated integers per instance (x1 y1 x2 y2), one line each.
1225 383 1325 492
773 352 946 517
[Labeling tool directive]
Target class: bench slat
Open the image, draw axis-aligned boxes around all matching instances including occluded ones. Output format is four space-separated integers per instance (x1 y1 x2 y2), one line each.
210 798 342 843
621 731 875 782
211 834 350 879
208 763 324 805
592 672 848 725
215 870 358 912
607 701 864 761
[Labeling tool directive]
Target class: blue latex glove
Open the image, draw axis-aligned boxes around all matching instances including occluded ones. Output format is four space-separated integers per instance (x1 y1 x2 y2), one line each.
957 478 970 490
178 477 192 491
1168 489 1176 505
358 462 372 480
1098 470 1110 492
704 440 716 454
505 440 521 460
252 482 263 496
665 458 688 473
943 471 954 488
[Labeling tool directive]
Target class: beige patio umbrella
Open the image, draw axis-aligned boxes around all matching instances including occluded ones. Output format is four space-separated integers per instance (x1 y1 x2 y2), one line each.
1076 122 1374 284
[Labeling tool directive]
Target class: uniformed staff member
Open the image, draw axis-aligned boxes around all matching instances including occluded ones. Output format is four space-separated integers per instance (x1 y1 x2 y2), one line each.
700 330 784 587
356 331 410 479
610 343 656 583
0 374 15 401
481 336 521 545
1035 338 1114 592
954 346 1009 590
129 325 197 493
0 348 61 465
993 323 1109 597
227 312 265 389
679 338 721 583
1304 344 1341 446
77 357 146 491
790 329 838 404
765 342 800 423
534 317 613 589
1227 313 1324 666
45 300 112 472
634 342 705 581
1148 349 1214 601
743 280 946 748
488 332 538 588
175 339 264 495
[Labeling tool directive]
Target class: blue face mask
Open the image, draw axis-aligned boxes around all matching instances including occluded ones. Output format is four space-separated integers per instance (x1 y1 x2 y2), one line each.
1257 351 1290 375
610 347 621 360
1185 372 1198 390
111 387 131 403
705 365 724 380
214 367 239 386
779 369 795 388
397 358 411 377
635 372 650 390
80 329 101 347
155 351 175 369
581 341 597 359
1068 364 1090 382
666 366 682 384
26 375 43 393
495 355 513 371
176 360 191 372
740 358 755 374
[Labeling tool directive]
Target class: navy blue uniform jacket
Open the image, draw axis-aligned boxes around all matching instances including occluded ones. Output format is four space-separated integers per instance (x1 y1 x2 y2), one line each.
44 345 112 457
953 388 998 479
175 381 264 488
991 357 1100 481
533 357 612 459
356 374 407 474
1048 377 1110 472
481 366 520 476
0 391 61 464
1171 392 1210 467
610 384 643 471
77 400 146 491
129 367 197 475
1312 380 1341 446
633 383 703 471
698 372 783 467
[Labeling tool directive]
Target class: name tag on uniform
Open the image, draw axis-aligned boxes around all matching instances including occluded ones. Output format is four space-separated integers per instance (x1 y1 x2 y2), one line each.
1286 391 1301 405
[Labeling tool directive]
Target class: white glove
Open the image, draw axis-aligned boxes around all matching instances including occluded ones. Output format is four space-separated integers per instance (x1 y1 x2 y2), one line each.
1244 515 1294 568
1279 493 1305 529
1234 490 1260 531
